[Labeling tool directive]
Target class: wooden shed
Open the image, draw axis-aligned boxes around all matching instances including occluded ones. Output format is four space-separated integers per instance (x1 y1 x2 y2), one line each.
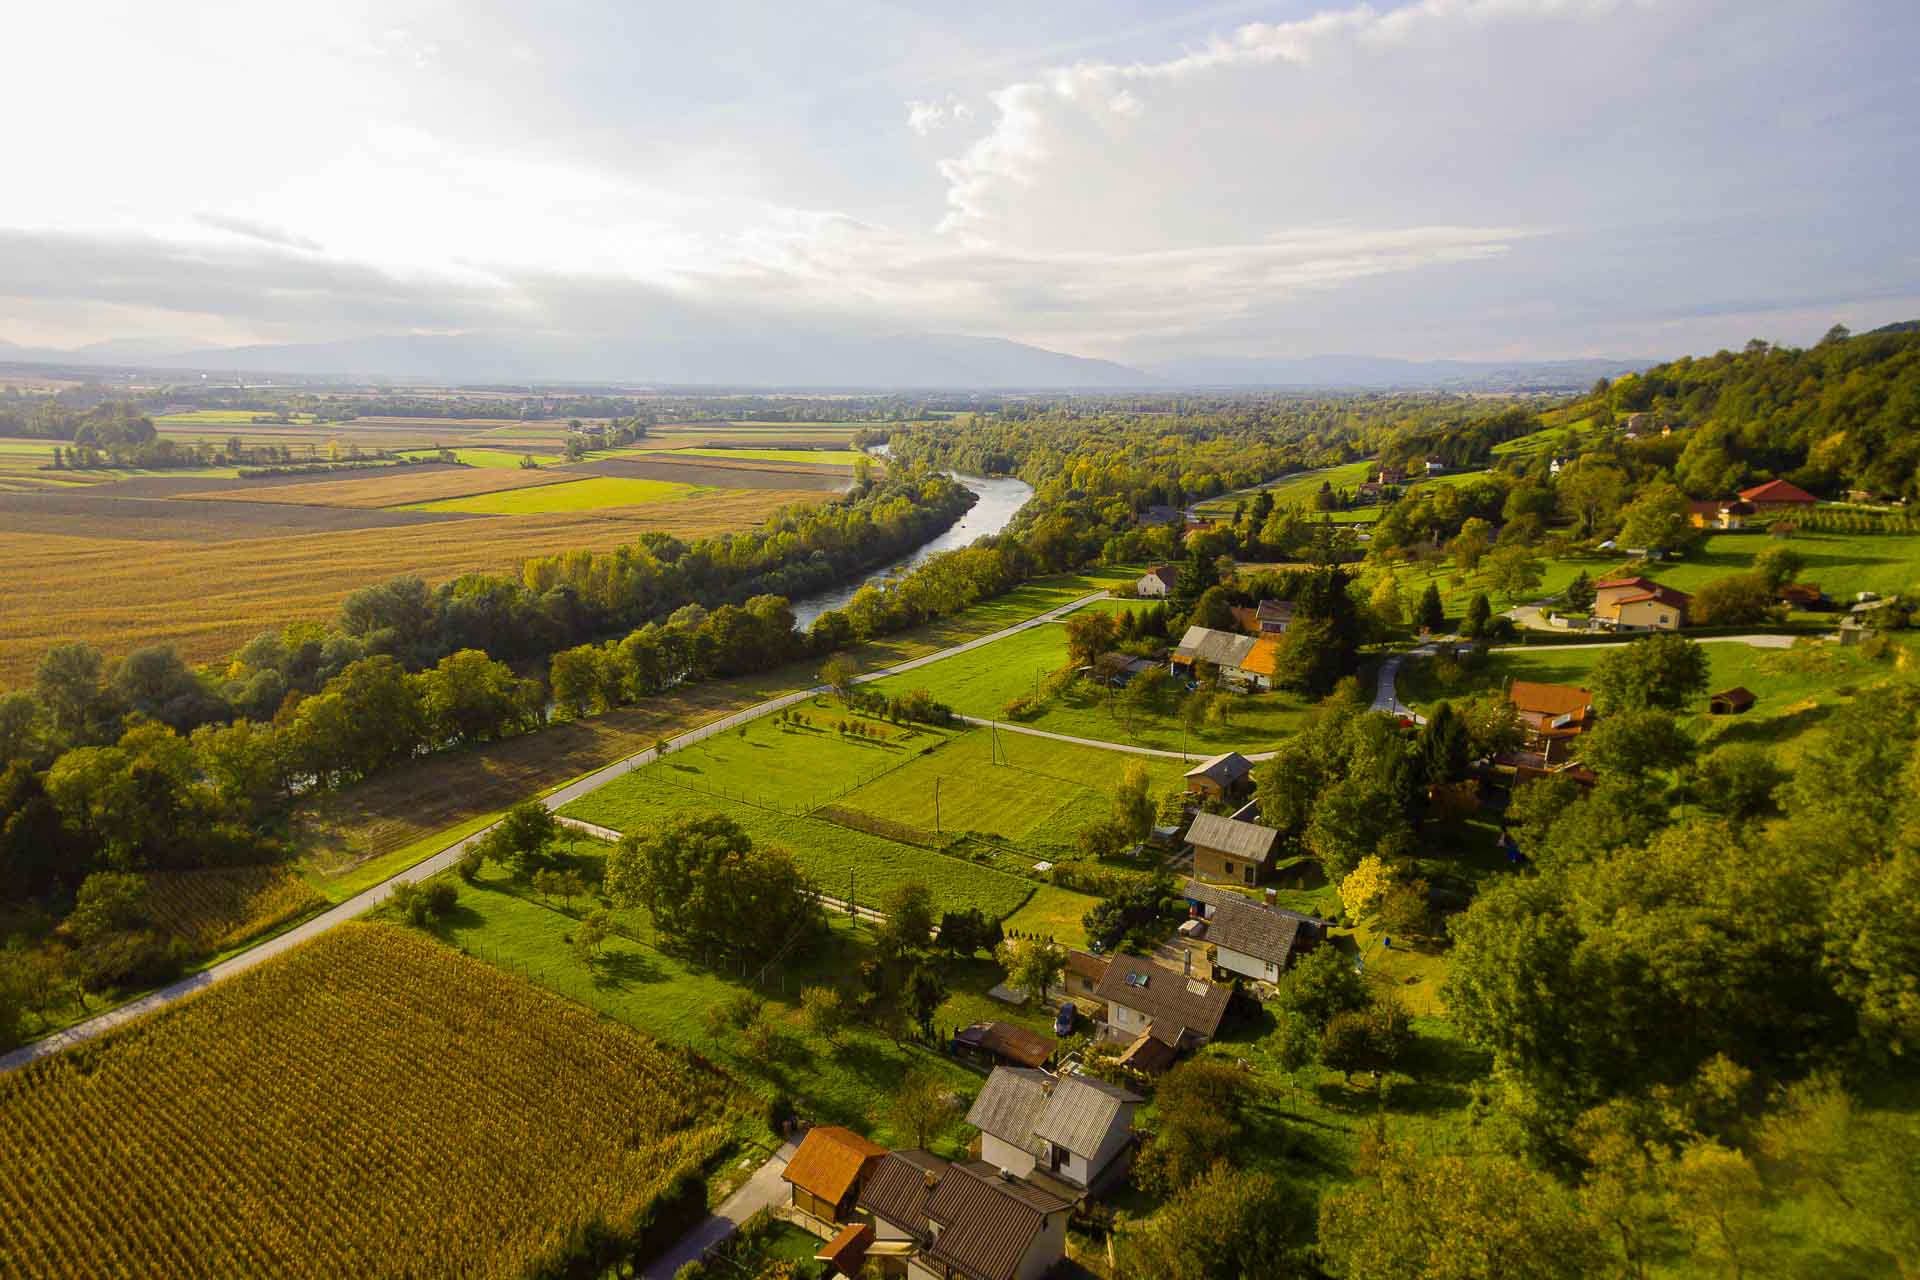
1709 687 1757 716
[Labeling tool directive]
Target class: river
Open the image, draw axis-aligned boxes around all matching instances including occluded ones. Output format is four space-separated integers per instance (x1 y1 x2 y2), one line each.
789 458 1032 628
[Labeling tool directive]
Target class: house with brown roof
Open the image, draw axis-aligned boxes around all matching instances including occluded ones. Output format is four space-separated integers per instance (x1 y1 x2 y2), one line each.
1182 879 1330 983
784 1125 890 1226
1505 681 1594 760
1777 582 1829 610
857 1149 1072 1280
952 1021 1057 1070
1058 949 1109 1003
1593 576 1690 630
1184 751 1254 802
1187 809 1282 885
1093 953 1231 1054
965 1068 1143 1194
1137 564 1179 597
1224 633 1284 690
1738 478 1819 511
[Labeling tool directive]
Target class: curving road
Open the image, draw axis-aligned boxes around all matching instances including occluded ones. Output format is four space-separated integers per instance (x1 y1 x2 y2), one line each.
1 590 1113 1075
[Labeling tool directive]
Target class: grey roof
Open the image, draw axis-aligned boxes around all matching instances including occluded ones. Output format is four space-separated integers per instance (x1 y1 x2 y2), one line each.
1255 600 1296 627
924 1163 1070 1280
1093 955 1231 1041
1184 751 1253 785
1173 626 1255 667
1182 879 1327 966
859 1149 949 1238
1186 811 1281 861
1034 1076 1142 1159
964 1068 1050 1156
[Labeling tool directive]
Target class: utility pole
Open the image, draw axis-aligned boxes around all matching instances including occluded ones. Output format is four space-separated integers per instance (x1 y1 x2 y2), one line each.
934 776 941 834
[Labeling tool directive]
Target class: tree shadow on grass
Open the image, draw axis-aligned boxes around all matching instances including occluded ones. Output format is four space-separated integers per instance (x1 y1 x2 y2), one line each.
591 947 667 989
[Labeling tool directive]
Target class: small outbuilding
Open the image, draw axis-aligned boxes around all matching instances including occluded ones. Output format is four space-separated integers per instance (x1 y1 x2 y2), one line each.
783 1125 891 1226
1709 687 1757 716
952 1020 1057 1070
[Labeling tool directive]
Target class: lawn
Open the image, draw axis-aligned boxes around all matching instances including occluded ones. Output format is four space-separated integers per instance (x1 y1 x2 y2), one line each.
403 474 703 513
561 768 1036 918
836 727 1188 860
664 447 868 466
424 878 986 1151
865 616 1317 754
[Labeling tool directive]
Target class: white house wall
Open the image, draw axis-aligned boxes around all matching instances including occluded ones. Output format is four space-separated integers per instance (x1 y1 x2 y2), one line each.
982 1132 1037 1180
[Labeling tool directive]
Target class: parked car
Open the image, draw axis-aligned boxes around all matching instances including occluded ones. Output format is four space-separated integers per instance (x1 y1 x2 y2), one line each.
1053 1003 1076 1036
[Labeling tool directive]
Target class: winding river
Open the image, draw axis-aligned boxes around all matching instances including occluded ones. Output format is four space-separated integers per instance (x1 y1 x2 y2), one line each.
790 452 1032 628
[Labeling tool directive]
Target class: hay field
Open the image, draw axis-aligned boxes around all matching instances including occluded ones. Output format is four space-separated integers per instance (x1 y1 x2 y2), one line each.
0 922 735 1279
0 487 819 687
661 447 867 466
403 474 701 514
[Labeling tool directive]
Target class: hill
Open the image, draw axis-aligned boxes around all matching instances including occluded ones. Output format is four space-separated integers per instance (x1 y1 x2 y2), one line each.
1146 352 1655 391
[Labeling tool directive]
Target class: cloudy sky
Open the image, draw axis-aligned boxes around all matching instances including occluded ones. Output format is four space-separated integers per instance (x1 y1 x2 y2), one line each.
3 0 1916 364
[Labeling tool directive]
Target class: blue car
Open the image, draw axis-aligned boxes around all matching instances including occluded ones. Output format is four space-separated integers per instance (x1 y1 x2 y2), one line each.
1053 1003 1075 1036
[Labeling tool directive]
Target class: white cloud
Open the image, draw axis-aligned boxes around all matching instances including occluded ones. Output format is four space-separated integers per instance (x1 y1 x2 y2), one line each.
906 96 976 137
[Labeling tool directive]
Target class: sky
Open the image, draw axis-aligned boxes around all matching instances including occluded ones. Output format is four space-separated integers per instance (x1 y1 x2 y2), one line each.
2 0 1917 366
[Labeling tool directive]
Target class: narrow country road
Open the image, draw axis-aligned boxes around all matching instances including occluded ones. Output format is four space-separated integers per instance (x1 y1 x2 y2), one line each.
0 589 1109 1075
641 1139 800 1280
1492 634 1797 653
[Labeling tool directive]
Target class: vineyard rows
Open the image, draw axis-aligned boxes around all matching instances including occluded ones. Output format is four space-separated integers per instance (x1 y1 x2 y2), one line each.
0 922 737 1278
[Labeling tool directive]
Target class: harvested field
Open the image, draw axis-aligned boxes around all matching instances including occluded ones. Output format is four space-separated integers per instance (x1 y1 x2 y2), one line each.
192 465 579 509
664 446 867 466
0 488 820 688
0 922 736 1279
583 453 852 491
0 490 472 541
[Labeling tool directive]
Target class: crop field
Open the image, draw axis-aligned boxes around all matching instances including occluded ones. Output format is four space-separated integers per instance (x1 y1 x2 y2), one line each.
582 453 852 491
192 464 580 508
864 614 1317 753
140 864 325 954
0 922 737 1279
657 446 867 466
403 473 704 514
154 409 321 425
0 488 817 687
563 768 1036 917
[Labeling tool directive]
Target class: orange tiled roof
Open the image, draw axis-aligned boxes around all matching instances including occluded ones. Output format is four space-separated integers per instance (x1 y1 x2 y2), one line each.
1236 634 1284 677
784 1126 889 1205
1507 680 1593 718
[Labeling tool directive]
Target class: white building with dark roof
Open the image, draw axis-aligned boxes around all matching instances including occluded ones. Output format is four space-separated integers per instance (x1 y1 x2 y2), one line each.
965 1068 1143 1194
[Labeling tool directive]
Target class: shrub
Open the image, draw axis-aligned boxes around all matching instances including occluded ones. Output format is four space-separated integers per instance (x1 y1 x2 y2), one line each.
73 930 186 995
455 848 484 883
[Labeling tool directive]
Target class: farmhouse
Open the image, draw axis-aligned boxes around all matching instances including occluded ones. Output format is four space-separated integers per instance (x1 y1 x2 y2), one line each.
1184 751 1254 802
1094 954 1230 1055
1171 625 1255 677
1182 879 1329 982
1137 564 1179 597
1738 479 1819 511
964 1068 1143 1193
1059 949 1109 1002
1424 458 1447 475
952 1021 1057 1070
1506 680 1594 760
783 1125 890 1226
1688 498 1756 530
1377 465 1409 485
1187 809 1282 885
1593 577 1690 630
857 1149 1072 1280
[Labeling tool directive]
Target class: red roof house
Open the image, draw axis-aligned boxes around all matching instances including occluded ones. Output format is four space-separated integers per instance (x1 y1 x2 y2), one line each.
1737 479 1818 509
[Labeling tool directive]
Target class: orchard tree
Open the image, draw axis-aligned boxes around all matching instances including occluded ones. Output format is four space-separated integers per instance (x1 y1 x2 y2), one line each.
1618 481 1699 555
874 882 937 960
1590 634 1710 714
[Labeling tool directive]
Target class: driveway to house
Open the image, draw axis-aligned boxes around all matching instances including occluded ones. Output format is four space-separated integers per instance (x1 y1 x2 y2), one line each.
641 1139 799 1280
1 591 1111 1076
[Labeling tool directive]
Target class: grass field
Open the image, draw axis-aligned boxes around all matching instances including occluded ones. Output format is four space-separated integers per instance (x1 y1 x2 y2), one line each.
0 922 738 1279
404 473 704 514
425 878 987 1150
0 489 818 687
155 409 320 425
562 767 1036 918
864 614 1318 754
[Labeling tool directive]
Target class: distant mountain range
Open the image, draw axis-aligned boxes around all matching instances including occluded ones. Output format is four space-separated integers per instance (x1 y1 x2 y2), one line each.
0 329 1658 391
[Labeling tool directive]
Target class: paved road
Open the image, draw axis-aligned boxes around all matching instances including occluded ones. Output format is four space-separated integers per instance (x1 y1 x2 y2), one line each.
1370 644 1435 723
642 1139 800 1280
0 591 1111 1076
1492 634 1797 652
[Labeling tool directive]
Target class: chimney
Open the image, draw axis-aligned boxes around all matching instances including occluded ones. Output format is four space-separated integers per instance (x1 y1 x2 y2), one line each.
1265 888 1278 907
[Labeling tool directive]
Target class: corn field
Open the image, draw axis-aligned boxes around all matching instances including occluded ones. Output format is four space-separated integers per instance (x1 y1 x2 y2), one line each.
0 922 736 1278
140 864 326 954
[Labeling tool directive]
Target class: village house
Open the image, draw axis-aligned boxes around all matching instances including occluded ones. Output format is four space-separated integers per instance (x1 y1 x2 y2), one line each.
1376 465 1408 485
1423 458 1447 475
1549 455 1573 476
1058 949 1109 1004
1182 880 1329 983
965 1068 1143 1194
1737 478 1819 512
1093 953 1231 1067
1186 810 1282 886
854 1149 1073 1280
1593 576 1691 630
1505 680 1595 762
1688 498 1756 530
1136 564 1179 597
1223 634 1283 690
1229 599 1295 636
1170 625 1254 678
783 1126 890 1227
1184 751 1254 802
1777 582 1830 610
